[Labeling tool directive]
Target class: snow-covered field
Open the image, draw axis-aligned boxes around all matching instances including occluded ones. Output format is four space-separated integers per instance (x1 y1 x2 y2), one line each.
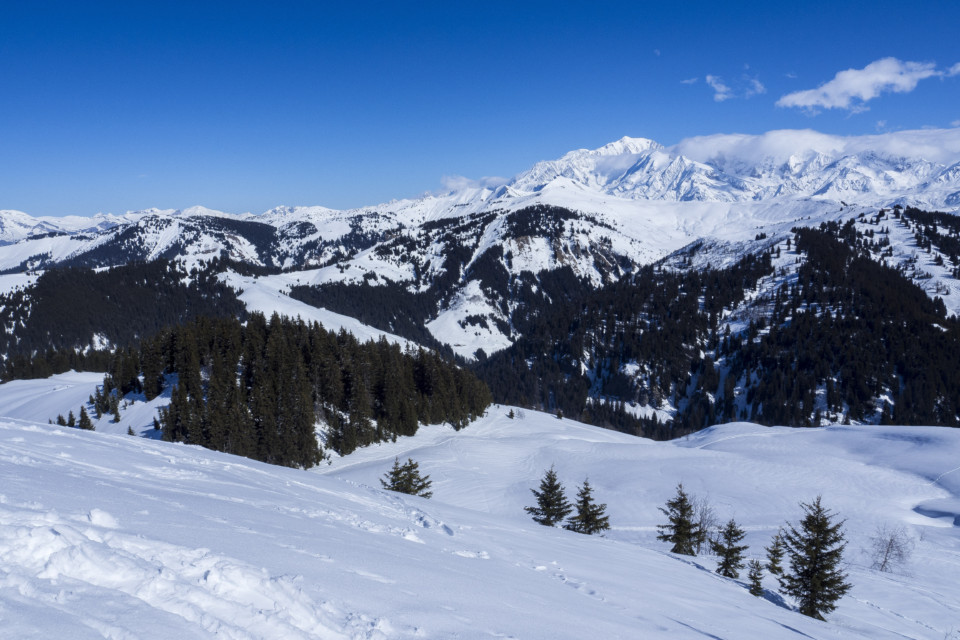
1 376 958 638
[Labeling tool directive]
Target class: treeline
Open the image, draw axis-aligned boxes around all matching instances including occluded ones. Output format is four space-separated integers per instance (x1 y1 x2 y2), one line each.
104 313 491 466
0 259 245 379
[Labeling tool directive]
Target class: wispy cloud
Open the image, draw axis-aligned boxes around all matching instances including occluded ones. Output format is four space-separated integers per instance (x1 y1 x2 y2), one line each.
701 73 764 101
705 75 733 102
776 57 943 113
744 77 766 98
440 175 508 192
952 119 960 128
949 62 960 77
680 77 699 85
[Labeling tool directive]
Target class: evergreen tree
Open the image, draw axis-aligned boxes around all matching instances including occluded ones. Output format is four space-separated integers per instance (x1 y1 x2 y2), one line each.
747 559 765 597
67 410 76 427
380 458 433 498
564 478 610 535
711 518 749 578
524 466 572 526
657 483 701 555
78 406 94 431
781 496 851 620
766 529 786 580
55 414 67 426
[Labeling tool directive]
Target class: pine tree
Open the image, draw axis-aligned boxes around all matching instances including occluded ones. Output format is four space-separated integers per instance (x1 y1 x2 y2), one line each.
78 406 94 431
781 496 851 620
657 483 701 555
747 559 765 596
380 458 433 498
766 528 786 580
564 478 610 535
712 518 749 578
67 410 76 427
524 466 572 527
55 414 67 426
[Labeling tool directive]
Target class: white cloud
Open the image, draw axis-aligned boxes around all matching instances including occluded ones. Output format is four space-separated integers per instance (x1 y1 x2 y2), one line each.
680 77 698 85
776 57 940 112
952 119 960 128
440 175 508 192
705 75 733 102
701 73 765 101
671 128 960 166
948 62 960 77
744 77 766 98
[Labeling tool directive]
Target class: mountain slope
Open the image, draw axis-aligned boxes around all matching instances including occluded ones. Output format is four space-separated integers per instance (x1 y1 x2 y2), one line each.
1 409 958 638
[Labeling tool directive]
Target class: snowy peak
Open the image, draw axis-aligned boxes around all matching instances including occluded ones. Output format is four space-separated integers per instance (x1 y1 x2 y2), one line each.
497 128 960 208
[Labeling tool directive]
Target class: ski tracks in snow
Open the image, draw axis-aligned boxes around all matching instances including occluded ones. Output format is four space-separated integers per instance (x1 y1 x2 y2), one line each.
0 500 390 639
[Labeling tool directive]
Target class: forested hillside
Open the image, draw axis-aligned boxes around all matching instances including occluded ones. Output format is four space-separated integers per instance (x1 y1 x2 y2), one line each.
477 209 960 436
101 313 491 464
0 259 244 379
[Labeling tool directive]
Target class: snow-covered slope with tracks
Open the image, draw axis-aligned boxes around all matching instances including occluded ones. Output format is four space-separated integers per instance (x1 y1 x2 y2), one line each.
0 402 958 638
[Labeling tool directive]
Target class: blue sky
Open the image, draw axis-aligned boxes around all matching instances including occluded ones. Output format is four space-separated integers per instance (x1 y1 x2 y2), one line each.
3 0 960 216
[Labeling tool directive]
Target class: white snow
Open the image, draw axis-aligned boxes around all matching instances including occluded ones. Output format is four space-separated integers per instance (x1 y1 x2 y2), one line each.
220 271 414 349
426 280 512 359
0 391 958 638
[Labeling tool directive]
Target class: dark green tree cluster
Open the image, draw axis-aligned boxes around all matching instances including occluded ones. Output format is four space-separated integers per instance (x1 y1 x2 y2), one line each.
479 208 960 434
658 486 850 619
478 252 773 439
726 224 960 426
525 466 610 535
143 313 489 466
52 406 95 431
0 259 244 380
380 457 433 498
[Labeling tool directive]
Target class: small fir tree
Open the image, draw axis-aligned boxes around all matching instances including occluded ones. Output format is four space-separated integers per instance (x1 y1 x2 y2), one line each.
766 528 786 586
747 559 765 597
781 496 851 620
524 466 572 527
380 457 433 498
657 483 701 555
711 518 749 578
564 478 610 535
56 414 67 426
67 410 76 427
127 426 135 436
78 406 94 431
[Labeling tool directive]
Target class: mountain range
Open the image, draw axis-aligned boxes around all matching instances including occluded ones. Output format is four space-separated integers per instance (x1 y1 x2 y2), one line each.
4 128 960 434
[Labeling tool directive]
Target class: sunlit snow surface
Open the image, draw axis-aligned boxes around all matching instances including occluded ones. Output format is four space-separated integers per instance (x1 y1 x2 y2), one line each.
0 388 958 638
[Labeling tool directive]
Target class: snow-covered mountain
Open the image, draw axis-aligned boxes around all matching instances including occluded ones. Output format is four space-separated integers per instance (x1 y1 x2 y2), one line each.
3 128 960 357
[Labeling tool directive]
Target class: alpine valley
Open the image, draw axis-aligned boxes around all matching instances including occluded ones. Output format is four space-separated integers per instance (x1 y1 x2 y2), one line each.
4 129 960 639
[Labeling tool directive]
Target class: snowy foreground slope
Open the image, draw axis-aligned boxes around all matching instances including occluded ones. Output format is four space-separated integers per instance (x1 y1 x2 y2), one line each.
1 407 959 639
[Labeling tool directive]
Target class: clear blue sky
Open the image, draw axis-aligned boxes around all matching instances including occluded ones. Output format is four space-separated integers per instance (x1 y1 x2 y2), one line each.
3 0 960 216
